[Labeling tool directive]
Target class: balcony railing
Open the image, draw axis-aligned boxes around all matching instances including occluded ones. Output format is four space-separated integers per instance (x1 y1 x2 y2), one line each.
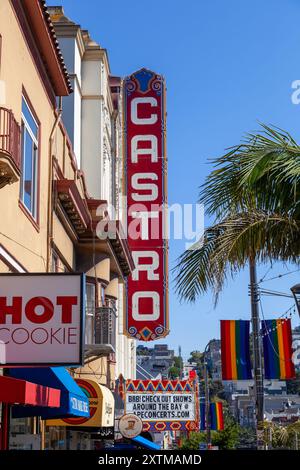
95 306 116 351
0 107 21 188
84 306 117 359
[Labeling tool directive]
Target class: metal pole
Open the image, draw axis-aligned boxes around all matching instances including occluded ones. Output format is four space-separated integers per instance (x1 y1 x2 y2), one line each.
249 258 264 449
203 343 211 446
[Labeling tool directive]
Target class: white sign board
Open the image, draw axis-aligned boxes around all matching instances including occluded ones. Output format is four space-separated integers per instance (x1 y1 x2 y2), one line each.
125 393 196 421
0 273 85 366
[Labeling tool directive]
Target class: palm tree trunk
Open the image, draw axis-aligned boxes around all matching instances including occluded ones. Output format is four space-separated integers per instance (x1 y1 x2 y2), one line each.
249 258 264 448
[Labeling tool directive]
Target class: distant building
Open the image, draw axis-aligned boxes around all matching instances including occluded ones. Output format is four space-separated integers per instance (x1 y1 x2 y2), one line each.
206 339 222 380
233 393 300 427
224 379 287 397
136 344 175 379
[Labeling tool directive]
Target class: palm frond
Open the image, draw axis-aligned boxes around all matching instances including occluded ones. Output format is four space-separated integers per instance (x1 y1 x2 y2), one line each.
201 123 300 220
174 211 300 303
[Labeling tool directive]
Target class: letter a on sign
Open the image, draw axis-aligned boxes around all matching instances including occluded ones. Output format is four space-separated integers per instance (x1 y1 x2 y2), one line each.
123 69 169 341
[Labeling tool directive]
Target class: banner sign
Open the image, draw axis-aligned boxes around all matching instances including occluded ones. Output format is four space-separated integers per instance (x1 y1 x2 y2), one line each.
262 319 295 380
221 320 252 380
200 402 224 431
125 379 199 432
0 273 84 366
123 68 169 341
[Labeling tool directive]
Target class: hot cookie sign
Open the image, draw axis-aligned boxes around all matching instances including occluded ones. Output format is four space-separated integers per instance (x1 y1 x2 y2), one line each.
124 69 169 341
0 273 84 366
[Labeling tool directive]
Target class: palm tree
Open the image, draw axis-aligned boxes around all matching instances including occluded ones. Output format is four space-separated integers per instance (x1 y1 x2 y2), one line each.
263 420 300 449
174 123 300 441
174 124 300 302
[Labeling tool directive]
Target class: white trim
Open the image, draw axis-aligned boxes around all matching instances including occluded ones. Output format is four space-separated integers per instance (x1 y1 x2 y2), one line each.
0 246 26 273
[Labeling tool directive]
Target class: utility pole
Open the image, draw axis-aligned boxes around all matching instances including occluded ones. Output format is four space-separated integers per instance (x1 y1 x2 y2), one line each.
203 342 211 447
249 258 264 449
178 345 182 379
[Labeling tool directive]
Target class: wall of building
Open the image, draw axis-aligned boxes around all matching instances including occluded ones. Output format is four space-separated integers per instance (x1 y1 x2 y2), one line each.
50 13 137 384
0 0 55 272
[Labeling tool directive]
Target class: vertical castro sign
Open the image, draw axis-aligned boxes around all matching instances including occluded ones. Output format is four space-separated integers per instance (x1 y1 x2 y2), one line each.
124 68 169 341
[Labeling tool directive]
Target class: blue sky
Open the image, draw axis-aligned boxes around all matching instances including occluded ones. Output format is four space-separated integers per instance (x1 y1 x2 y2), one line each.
48 0 300 359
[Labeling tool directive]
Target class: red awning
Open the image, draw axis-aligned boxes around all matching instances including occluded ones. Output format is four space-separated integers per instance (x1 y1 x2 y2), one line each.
0 375 61 407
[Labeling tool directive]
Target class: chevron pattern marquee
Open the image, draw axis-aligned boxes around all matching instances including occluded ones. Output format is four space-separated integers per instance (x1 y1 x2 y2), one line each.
125 379 199 432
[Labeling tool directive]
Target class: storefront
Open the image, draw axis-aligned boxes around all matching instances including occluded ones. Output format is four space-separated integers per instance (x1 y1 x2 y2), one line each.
0 374 62 450
45 378 115 450
4 368 90 450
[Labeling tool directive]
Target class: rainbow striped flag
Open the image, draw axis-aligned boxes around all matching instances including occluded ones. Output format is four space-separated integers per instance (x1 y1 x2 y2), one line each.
221 320 252 380
200 402 224 431
210 402 224 431
262 319 295 380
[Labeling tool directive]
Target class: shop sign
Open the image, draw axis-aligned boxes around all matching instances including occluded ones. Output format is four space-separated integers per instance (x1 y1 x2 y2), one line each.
0 273 85 366
46 379 114 428
119 413 143 439
123 68 169 341
125 379 199 432
126 392 196 421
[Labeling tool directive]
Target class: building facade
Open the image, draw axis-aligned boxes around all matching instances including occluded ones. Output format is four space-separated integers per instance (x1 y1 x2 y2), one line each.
0 0 134 450
136 344 175 379
48 7 136 383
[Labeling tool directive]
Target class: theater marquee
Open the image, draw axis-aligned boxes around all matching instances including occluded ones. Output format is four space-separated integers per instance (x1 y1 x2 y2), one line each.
125 379 199 432
0 273 85 366
123 68 169 341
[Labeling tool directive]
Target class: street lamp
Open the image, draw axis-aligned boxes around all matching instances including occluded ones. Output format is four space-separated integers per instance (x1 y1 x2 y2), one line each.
291 284 300 318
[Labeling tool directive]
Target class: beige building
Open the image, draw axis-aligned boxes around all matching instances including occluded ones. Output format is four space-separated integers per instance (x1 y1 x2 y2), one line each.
48 6 137 383
0 0 134 449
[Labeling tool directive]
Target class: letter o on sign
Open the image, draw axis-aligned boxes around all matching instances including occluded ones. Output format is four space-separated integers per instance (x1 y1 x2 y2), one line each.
25 297 54 324
132 292 160 321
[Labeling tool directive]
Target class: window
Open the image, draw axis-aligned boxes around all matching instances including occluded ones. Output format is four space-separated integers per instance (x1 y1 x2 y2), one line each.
51 251 59 273
20 96 38 218
85 282 96 345
51 248 70 273
100 283 106 306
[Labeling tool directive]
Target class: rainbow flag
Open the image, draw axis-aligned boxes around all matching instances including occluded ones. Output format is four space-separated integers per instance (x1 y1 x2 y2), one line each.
262 319 295 380
221 320 252 380
210 402 224 431
200 402 224 431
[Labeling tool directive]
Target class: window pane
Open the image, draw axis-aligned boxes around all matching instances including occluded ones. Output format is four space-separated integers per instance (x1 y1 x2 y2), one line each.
21 96 38 219
86 283 96 312
23 128 33 212
22 97 38 138
85 283 95 345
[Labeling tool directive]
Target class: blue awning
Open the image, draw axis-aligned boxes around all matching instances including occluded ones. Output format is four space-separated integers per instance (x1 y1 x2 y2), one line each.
132 436 161 450
10 367 89 419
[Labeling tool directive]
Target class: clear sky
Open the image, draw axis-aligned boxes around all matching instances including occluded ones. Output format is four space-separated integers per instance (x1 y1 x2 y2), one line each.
48 0 300 360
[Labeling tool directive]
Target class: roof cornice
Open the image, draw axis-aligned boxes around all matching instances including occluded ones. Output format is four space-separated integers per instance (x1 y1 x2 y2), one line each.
14 0 72 95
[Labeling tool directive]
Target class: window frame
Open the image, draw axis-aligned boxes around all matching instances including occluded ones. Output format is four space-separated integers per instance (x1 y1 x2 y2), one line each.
85 280 96 345
19 91 40 228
